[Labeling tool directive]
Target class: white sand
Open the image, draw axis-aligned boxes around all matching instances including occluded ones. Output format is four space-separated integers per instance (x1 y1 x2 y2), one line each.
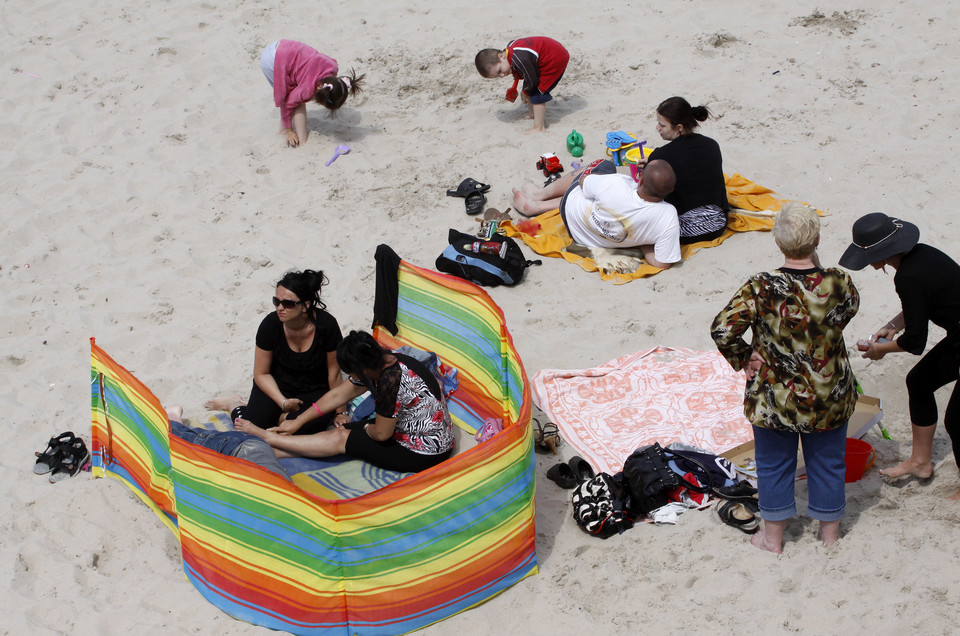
5 0 960 633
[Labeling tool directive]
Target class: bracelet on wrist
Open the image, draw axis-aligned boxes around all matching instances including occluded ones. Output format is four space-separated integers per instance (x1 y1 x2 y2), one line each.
312 403 323 417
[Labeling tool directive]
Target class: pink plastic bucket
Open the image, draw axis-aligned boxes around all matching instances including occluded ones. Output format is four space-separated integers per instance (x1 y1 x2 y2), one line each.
845 438 876 483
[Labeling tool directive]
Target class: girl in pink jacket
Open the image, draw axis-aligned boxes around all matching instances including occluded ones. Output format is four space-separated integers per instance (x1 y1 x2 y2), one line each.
260 40 364 147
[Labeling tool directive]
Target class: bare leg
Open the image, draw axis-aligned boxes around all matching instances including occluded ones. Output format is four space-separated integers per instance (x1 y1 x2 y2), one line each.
204 395 246 412
291 103 309 145
880 423 935 479
236 417 350 458
818 520 841 546
751 519 786 554
165 405 184 423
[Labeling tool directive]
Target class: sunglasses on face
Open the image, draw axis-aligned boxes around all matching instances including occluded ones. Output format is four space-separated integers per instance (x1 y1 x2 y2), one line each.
272 297 303 309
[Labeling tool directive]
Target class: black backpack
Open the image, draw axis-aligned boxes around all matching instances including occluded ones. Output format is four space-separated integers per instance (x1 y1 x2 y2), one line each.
436 229 541 287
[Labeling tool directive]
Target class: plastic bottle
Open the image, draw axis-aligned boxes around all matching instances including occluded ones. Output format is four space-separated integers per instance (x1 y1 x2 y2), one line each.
464 241 508 258
566 130 584 157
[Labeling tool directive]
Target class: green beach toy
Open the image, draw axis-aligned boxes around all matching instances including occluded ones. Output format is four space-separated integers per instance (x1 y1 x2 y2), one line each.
566 129 584 157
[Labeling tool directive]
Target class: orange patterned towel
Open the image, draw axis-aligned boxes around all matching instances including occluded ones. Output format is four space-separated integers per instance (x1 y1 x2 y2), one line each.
503 173 819 283
532 346 753 474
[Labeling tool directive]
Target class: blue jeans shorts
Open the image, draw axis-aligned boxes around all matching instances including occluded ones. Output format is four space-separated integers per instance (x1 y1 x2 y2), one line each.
752 421 847 522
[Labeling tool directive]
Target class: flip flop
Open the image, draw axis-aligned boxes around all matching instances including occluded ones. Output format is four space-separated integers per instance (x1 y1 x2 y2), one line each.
546 462 578 489
446 178 491 198
465 191 486 215
34 431 75 475
49 438 90 483
605 130 636 149
483 207 513 221
717 499 759 534
567 455 596 484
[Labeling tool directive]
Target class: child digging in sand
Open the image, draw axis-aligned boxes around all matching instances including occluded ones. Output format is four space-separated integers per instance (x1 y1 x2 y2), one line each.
475 37 569 133
260 39 365 147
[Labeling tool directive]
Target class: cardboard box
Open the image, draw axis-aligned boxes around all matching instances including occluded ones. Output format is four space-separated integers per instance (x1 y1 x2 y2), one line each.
720 394 884 478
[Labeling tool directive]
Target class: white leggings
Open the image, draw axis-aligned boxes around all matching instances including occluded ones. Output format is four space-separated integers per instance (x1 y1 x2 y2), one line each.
260 40 280 85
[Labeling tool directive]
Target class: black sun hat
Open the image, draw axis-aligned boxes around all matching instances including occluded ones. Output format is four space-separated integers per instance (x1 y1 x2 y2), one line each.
838 213 920 271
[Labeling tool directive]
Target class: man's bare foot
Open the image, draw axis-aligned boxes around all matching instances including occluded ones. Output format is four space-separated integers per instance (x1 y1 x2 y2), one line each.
235 417 266 439
512 188 533 216
165 405 184 422
879 458 933 480
750 529 783 554
204 395 246 412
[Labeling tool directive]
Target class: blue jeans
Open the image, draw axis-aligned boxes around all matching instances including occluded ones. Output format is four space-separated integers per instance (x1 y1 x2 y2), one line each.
169 420 288 478
753 422 847 522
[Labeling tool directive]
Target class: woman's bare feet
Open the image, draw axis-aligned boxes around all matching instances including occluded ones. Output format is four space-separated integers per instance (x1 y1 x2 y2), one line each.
750 529 783 554
879 458 933 480
204 395 246 412
818 520 841 546
948 488 960 501
165 405 184 422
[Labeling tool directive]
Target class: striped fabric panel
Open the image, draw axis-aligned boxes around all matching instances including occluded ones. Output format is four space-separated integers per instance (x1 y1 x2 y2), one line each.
91 255 537 636
91 338 178 532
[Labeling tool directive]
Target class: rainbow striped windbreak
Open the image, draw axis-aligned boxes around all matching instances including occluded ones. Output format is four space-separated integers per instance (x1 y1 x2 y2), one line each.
91 256 537 635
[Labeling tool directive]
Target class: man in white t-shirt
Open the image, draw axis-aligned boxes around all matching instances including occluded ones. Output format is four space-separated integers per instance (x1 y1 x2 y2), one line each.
513 159 681 269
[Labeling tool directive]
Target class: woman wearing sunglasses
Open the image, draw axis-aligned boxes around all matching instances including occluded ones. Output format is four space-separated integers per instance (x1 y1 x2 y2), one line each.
206 269 347 434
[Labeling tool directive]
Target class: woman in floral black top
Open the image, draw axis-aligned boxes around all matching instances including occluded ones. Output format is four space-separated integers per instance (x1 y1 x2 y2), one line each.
712 204 859 553
237 330 454 473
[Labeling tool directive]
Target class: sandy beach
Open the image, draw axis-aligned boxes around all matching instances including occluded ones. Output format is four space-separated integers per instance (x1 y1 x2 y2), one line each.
5 0 960 633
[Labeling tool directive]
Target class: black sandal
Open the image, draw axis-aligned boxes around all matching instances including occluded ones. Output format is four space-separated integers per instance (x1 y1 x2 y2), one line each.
546 462 578 489
34 431 76 475
715 481 759 500
446 178 490 198
465 191 486 215
567 455 596 484
49 438 90 483
717 499 759 534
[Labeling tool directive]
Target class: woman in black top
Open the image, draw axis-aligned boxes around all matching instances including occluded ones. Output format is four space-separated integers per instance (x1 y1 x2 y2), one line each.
205 269 346 435
840 213 960 498
646 96 730 244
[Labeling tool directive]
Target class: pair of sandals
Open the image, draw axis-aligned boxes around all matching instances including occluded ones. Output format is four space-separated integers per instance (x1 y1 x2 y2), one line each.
716 482 760 534
447 177 490 216
546 455 595 489
34 431 90 483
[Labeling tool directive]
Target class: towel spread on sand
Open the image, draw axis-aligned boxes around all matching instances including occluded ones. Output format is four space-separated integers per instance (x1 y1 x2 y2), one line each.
532 346 753 474
190 412 408 499
503 173 815 283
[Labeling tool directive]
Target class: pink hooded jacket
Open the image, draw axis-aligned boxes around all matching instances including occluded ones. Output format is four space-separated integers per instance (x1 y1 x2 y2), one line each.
273 40 338 128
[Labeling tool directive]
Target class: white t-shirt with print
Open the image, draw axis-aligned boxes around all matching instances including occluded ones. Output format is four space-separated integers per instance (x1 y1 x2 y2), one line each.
564 173 681 264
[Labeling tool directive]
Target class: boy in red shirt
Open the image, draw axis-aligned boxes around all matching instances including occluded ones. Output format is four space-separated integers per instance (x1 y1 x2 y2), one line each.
475 37 570 133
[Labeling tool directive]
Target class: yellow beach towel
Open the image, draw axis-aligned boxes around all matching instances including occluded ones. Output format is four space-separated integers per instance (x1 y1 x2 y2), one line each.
502 173 822 284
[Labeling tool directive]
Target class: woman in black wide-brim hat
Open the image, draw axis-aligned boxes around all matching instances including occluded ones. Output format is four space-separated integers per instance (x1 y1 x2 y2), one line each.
840 213 960 497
